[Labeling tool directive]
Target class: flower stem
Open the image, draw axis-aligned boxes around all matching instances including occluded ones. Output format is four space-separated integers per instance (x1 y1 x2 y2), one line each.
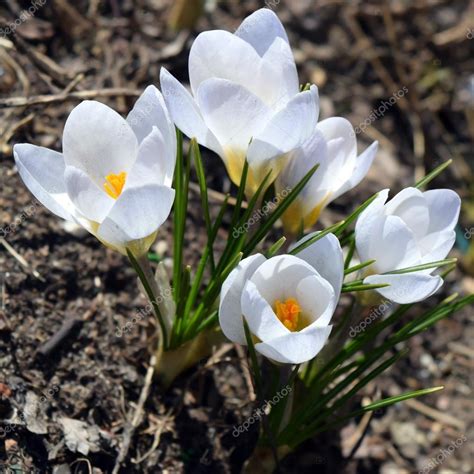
126 249 169 350
155 328 224 387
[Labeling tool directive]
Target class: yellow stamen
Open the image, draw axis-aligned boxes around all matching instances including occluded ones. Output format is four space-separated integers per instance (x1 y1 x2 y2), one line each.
275 297 301 332
103 171 127 199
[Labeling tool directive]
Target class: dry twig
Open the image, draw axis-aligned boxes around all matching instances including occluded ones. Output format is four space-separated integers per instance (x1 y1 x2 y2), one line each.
112 354 157 474
0 88 141 109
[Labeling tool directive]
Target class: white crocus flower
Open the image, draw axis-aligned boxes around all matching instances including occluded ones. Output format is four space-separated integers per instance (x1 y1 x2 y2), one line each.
219 233 343 364
160 8 319 196
13 86 176 257
355 187 461 304
275 118 378 234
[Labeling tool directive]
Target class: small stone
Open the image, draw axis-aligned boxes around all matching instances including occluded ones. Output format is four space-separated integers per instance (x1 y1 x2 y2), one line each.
53 464 71 474
0 382 12 399
154 240 168 255
5 438 17 451
390 422 428 458
310 67 327 88
61 221 87 237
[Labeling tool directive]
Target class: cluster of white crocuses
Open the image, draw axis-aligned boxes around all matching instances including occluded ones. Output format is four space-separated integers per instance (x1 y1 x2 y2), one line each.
13 9 461 365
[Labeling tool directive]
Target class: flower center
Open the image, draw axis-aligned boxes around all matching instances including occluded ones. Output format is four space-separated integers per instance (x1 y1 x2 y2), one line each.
274 297 301 331
103 171 127 199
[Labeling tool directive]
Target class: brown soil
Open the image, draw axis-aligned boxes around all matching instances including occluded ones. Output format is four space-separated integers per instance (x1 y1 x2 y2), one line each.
0 1 472 473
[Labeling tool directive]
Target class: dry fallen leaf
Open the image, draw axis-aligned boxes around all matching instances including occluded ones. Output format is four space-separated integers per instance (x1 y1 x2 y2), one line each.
58 417 101 456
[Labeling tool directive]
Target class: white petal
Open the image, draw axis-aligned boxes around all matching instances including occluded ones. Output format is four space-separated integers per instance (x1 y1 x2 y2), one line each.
418 230 456 265
219 254 266 345
64 166 114 222
247 85 319 164
241 280 289 341
196 78 272 156
159 68 223 156
331 141 378 201
258 37 299 108
364 273 443 304
355 189 390 264
97 184 174 247
62 101 138 186
424 189 461 234
249 254 320 306
189 30 261 96
370 215 420 273
126 85 176 155
275 129 329 215
317 117 357 163
235 8 289 56
295 275 336 327
291 232 344 300
255 325 332 364
311 117 362 202
126 127 172 188
13 144 75 221
385 187 430 240
321 138 353 199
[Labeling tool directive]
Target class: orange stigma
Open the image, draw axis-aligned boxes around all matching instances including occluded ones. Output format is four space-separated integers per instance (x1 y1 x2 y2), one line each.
104 171 127 199
275 297 301 331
